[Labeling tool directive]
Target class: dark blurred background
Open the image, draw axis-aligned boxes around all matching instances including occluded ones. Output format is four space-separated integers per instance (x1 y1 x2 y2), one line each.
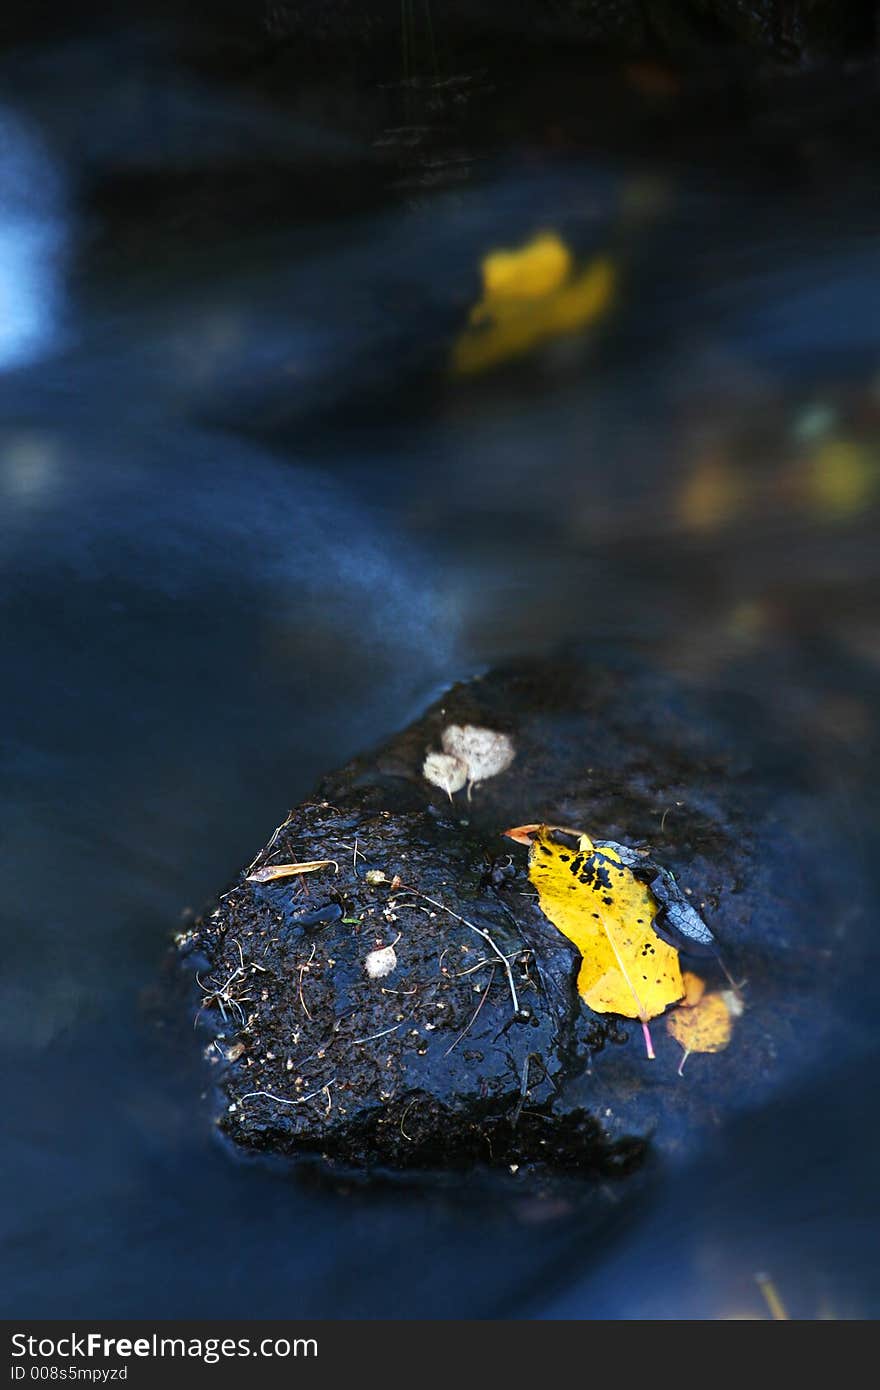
2 1 879 1319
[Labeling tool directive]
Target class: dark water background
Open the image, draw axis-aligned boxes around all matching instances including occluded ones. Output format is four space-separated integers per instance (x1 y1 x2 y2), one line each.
2 9 879 1318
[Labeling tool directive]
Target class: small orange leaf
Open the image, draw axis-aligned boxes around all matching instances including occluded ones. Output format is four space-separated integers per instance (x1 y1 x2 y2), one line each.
667 982 742 1073
681 970 706 1007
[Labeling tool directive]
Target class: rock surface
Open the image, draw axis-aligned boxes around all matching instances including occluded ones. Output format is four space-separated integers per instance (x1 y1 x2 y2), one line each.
181 653 852 1173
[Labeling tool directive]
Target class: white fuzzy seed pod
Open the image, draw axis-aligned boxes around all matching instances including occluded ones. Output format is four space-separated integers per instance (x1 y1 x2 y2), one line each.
422 750 468 799
441 724 515 795
364 945 398 980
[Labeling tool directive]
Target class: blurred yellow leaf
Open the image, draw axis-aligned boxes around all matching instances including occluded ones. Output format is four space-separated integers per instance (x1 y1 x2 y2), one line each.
453 233 615 375
755 1273 789 1321
505 824 683 1056
807 440 875 519
477 232 571 305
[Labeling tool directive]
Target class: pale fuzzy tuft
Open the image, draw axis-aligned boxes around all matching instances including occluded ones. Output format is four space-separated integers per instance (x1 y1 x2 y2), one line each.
422 750 468 799
364 945 398 980
441 724 515 793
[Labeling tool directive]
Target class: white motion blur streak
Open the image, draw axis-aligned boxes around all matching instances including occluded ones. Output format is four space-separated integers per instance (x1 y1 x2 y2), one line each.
0 107 66 371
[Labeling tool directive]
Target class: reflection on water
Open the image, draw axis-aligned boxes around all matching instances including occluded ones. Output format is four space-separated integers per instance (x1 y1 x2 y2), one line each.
2 14 879 1319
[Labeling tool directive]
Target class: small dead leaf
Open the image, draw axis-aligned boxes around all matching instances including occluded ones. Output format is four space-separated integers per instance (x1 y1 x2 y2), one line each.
667 975 743 1072
246 859 338 883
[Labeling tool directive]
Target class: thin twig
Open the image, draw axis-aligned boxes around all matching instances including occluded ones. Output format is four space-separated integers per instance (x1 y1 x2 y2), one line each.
297 942 316 1021
400 1099 418 1142
717 953 747 1001
195 962 252 1027
452 950 521 978
245 810 294 875
334 839 368 866
396 884 521 1014
235 1079 336 1111
388 898 434 917
285 1037 336 1073
352 1023 402 1046
511 1052 537 1127
444 966 495 1055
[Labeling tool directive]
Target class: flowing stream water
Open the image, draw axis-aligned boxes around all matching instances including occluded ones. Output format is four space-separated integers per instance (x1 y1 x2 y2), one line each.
2 12 879 1318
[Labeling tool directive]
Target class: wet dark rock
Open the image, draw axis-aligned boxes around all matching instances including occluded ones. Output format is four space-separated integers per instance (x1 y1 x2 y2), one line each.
182 653 854 1172
184 791 586 1170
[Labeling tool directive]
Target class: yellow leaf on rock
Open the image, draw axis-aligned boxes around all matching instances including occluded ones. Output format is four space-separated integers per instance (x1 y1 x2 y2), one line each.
505 825 683 1046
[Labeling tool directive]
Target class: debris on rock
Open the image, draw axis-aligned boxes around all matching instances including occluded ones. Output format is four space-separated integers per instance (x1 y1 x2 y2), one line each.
179 654 849 1173
422 749 468 799
364 943 398 980
421 723 516 801
441 724 515 796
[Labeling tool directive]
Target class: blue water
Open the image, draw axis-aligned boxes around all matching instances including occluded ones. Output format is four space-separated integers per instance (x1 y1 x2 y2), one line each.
2 15 879 1319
